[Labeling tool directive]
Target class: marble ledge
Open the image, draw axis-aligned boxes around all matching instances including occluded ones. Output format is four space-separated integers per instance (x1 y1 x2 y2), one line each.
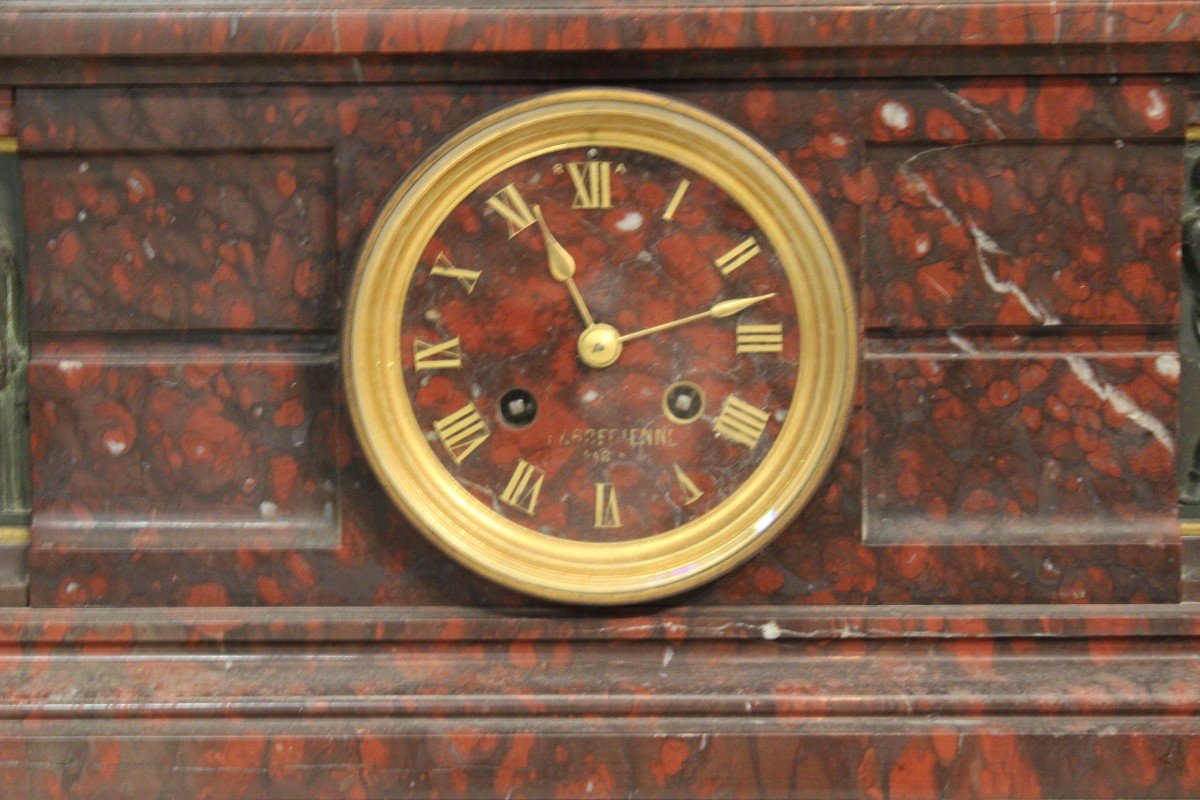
1 604 1199 645
0 2 1200 58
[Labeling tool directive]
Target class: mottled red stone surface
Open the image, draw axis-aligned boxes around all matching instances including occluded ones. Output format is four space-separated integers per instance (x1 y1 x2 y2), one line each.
858 79 1183 330
0 2 1195 61
4 7 1200 92
865 335 1179 546
0 604 1197 644
17 77 1182 607
23 152 337 332
0 607 1197 797
866 141 1180 329
6 718 1200 799
28 338 340 556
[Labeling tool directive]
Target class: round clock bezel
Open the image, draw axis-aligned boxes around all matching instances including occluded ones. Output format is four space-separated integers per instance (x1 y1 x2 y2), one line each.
344 88 857 604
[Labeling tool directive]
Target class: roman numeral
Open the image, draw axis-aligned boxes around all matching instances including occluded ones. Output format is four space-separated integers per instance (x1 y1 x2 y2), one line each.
736 323 784 353
672 464 704 506
433 403 490 464
662 179 690 221
486 183 536 238
566 161 612 209
713 395 770 448
429 252 481 293
714 236 761 276
500 459 545 516
594 483 622 529
413 337 462 371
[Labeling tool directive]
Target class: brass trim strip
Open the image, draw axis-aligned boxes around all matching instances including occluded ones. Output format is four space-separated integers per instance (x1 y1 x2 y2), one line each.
0 526 29 544
1183 521 1200 538
1187 126 1200 142
0 138 16 154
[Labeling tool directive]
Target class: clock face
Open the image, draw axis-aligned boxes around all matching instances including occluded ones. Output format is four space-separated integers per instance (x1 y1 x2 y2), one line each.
402 146 798 543
345 89 856 603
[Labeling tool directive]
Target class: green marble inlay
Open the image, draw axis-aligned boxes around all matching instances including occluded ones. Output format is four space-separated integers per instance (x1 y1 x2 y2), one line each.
0 153 28 525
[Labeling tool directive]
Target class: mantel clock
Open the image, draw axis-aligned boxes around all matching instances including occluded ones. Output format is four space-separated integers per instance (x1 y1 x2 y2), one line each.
345 89 856 602
1 2 1199 796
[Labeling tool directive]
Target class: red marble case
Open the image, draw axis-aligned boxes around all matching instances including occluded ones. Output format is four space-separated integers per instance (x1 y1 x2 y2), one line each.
1 2 1198 796
16 77 1183 608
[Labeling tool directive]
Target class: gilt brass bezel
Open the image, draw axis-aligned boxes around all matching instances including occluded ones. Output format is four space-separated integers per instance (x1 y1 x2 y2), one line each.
343 88 857 604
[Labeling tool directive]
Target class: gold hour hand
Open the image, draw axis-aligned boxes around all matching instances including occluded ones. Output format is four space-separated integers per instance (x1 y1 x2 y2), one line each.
618 293 776 344
532 204 595 328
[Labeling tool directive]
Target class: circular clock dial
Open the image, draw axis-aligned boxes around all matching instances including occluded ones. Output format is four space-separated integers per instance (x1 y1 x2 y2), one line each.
404 146 798 543
344 89 856 604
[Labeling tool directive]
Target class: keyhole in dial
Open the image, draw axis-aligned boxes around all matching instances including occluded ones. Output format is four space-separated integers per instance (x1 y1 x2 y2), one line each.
663 381 705 425
499 388 538 428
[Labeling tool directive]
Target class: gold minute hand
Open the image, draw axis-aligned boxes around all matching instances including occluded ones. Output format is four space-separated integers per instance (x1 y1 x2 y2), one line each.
618 293 776 344
532 204 595 328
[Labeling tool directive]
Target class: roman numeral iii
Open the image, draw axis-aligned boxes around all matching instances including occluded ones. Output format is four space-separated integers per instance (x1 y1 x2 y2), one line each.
567 161 612 209
594 483 622 528
713 395 770 448
433 403 490 464
413 337 463 370
500 459 545 516
486 183 536 237
429 251 481 293
736 323 783 353
714 236 761 276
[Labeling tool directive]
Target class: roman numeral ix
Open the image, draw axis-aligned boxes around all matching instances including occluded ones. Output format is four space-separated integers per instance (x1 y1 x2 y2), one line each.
413 337 463 371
